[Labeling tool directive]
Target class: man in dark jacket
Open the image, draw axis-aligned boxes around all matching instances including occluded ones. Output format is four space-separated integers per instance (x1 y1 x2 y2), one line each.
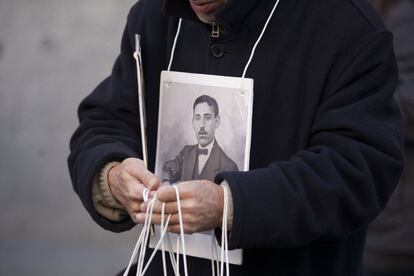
68 0 404 275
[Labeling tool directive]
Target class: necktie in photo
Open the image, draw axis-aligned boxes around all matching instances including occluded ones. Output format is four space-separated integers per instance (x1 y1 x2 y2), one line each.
197 148 208 155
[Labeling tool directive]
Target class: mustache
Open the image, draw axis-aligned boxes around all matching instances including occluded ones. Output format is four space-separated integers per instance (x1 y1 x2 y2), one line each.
198 128 208 135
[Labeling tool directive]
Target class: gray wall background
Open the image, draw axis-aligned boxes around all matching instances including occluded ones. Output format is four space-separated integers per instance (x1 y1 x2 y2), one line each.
0 0 140 275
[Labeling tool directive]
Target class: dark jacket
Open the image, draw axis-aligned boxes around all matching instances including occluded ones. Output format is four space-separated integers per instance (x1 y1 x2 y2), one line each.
365 0 414 271
162 141 238 183
68 0 404 275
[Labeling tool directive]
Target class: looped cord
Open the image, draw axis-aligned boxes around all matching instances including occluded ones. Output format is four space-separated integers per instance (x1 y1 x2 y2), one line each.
166 0 281 79
123 184 230 276
122 192 156 276
167 18 183 72
174 185 189 276
123 185 189 276
241 0 281 79
220 186 229 276
143 188 150 202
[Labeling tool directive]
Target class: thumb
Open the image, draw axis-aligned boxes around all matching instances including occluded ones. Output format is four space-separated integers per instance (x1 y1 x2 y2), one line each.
128 165 160 190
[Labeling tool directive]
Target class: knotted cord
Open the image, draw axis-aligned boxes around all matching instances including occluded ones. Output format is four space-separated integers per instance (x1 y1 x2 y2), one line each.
123 185 230 276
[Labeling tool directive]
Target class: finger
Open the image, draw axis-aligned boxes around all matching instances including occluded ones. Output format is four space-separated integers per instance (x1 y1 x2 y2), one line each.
167 225 180 234
136 212 182 225
128 210 139 224
176 180 204 198
126 160 160 190
141 199 178 214
167 224 196 235
126 200 141 213
157 185 182 202
124 180 146 202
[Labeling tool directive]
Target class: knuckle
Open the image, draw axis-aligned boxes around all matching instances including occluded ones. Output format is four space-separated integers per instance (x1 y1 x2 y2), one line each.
126 198 138 208
148 176 157 184
169 226 178 234
184 200 196 211
124 158 134 165
183 213 192 224
184 224 195 234
154 215 162 224
131 202 140 211
128 211 138 223
131 158 144 168
119 170 129 181
125 187 135 199
138 159 145 167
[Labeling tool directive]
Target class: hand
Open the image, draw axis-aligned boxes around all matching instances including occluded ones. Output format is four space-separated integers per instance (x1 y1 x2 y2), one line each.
138 180 224 234
108 158 160 223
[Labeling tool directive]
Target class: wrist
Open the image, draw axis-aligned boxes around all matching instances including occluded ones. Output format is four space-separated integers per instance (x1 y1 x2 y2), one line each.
97 161 123 208
107 164 118 194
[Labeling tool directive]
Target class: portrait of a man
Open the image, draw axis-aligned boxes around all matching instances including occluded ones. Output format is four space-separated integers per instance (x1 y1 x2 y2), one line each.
162 95 238 184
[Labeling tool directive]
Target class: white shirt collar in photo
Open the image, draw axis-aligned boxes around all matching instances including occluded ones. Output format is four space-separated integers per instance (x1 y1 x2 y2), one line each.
198 139 214 173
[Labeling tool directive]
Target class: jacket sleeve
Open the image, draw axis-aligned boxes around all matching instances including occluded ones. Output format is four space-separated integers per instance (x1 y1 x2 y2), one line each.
67 5 142 232
216 32 404 249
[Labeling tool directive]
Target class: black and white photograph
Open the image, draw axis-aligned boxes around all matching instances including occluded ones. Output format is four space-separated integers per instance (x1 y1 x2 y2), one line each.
155 71 253 184
150 71 253 264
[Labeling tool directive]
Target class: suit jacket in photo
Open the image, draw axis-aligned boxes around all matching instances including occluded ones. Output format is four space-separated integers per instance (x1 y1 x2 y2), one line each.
162 141 238 183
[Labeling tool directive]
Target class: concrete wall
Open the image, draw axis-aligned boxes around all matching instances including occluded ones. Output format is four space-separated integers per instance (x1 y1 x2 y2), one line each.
0 0 140 275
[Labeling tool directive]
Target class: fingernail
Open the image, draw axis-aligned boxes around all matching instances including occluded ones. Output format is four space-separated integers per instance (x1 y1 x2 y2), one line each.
136 214 143 223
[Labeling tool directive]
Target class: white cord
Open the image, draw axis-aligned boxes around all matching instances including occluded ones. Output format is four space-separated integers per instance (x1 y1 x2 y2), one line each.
123 185 190 276
211 236 217 276
174 184 188 276
143 188 150 201
123 195 155 276
141 213 171 275
133 34 149 169
137 197 156 275
167 18 183 71
242 0 281 78
219 185 229 276
166 232 180 276
223 186 229 276
166 0 281 79
211 227 222 276
161 203 168 276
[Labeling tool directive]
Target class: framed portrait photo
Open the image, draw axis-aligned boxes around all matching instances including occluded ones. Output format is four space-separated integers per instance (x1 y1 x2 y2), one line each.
150 71 254 265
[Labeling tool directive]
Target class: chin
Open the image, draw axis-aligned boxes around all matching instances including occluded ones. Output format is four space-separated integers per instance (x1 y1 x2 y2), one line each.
196 14 215 24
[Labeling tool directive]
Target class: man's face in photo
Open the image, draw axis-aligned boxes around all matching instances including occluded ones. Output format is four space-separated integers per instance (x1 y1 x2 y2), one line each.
192 102 220 147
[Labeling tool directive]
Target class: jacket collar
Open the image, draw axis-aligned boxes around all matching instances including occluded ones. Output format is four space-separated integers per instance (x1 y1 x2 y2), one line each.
162 0 262 32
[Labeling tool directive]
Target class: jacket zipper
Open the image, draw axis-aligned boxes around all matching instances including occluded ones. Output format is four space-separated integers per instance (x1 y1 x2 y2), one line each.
212 22 220 38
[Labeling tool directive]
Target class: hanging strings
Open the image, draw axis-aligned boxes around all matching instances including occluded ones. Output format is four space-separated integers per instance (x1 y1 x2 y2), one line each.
241 0 281 79
167 19 183 72
122 185 230 276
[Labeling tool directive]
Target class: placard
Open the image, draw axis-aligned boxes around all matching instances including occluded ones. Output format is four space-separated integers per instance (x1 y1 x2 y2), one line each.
150 70 254 265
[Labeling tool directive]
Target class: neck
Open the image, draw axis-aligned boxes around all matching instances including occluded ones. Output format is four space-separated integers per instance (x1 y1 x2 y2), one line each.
200 140 215 149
